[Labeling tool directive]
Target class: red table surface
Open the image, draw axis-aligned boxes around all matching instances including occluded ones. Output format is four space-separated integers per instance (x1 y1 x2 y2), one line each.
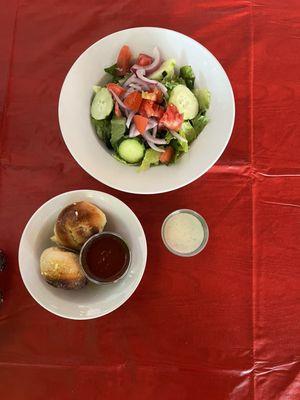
0 1 299 399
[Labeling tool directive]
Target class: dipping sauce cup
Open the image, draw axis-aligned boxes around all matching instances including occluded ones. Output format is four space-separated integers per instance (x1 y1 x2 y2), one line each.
161 209 209 257
80 232 131 284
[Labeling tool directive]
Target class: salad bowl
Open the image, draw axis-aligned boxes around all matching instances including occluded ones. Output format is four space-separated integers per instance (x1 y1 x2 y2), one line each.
59 27 235 194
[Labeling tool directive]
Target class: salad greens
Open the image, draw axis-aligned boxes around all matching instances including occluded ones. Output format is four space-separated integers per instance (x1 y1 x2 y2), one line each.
138 149 160 172
91 118 111 148
180 121 197 144
180 66 195 90
90 45 211 171
193 88 211 113
162 76 186 93
192 114 209 136
110 117 126 150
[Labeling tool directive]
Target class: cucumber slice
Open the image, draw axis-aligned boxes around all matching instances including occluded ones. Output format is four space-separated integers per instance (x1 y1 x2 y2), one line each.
169 84 199 120
148 59 176 81
90 87 113 120
118 139 145 164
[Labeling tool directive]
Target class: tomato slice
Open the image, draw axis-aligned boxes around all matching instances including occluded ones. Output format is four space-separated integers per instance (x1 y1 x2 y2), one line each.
139 100 164 119
133 115 148 133
123 91 142 112
142 88 163 103
159 104 183 131
117 45 132 75
136 53 153 66
114 101 122 118
107 83 125 97
160 146 174 164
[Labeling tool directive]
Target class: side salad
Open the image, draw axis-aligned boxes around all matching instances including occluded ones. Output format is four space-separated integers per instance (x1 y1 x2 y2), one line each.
91 45 210 171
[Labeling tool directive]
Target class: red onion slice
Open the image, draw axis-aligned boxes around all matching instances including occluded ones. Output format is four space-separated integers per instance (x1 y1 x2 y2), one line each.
129 124 140 138
128 83 143 91
170 130 188 143
109 89 130 110
123 74 136 87
124 87 135 98
142 130 167 144
135 69 168 97
136 69 158 85
131 47 161 75
156 82 168 97
147 141 165 153
131 78 150 90
147 118 158 130
126 111 136 128
124 76 149 91
152 125 158 138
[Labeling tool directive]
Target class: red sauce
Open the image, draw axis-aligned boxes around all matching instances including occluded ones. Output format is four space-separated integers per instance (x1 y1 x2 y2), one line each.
81 233 130 282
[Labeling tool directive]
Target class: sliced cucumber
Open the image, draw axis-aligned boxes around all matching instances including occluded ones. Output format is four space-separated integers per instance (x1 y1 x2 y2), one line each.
118 139 145 164
90 87 113 120
169 84 199 120
148 59 176 81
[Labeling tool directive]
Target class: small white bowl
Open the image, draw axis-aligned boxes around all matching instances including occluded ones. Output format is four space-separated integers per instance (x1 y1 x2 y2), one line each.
18 190 147 320
59 27 235 194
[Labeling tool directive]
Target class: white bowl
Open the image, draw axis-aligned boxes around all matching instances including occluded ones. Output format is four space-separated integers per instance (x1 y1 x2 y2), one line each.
59 27 235 194
18 190 147 320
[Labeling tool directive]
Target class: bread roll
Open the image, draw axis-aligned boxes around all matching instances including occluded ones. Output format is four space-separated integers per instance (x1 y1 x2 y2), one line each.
52 201 107 251
40 247 87 289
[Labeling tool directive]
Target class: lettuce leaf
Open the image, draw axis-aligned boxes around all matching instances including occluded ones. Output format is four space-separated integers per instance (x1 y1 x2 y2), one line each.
110 117 126 150
104 63 118 77
165 131 174 144
104 64 130 83
180 121 196 143
91 117 111 148
165 131 188 163
180 65 195 90
193 89 211 113
161 75 186 93
138 149 160 172
192 113 209 136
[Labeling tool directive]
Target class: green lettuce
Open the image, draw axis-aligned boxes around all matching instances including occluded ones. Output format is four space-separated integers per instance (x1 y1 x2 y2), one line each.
180 121 196 143
180 65 195 90
138 149 160 172
104 63 118 77
165 131 174 144
161 75 186 93
192 114 209 136
178 132 188 153
110 117 126 150
165 130 188 163
91 118 111 148
104 64 130 83
193 88 211 113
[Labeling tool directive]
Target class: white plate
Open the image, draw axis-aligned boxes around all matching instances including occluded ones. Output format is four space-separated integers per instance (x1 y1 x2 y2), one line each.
18 190 147 320
59 27 235 194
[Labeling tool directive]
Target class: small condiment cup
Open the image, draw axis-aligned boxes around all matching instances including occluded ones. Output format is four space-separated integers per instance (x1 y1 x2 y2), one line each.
161 209 209 257
79 232 131 284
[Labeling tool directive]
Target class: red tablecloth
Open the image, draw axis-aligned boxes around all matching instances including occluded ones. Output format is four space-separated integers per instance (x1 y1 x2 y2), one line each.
0 1 299 399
